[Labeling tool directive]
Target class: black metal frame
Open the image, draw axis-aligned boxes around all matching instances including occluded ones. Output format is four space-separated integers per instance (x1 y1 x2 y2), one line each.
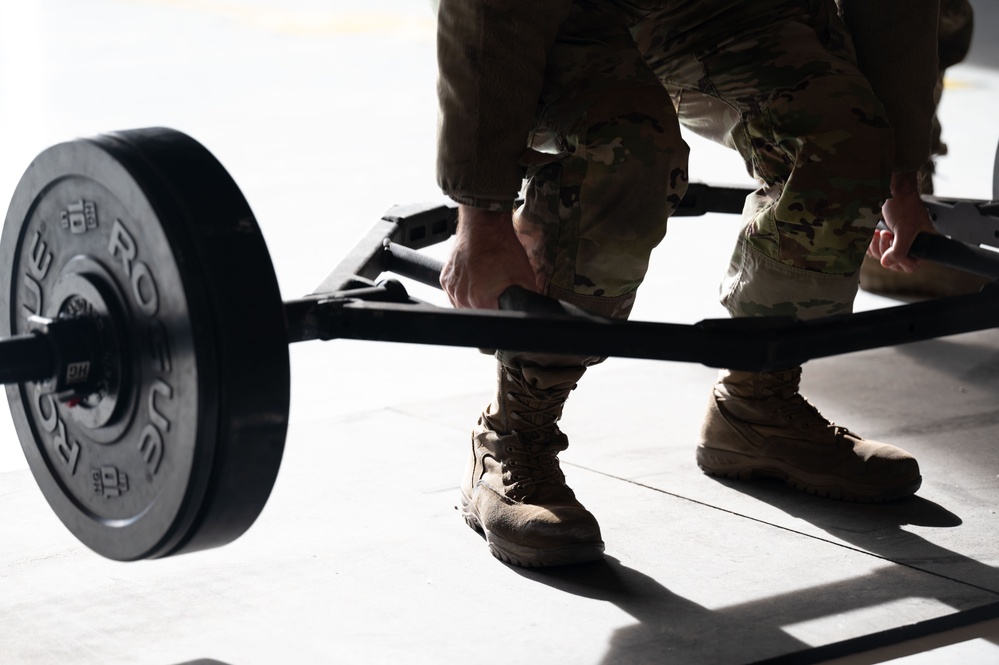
284 186 999 372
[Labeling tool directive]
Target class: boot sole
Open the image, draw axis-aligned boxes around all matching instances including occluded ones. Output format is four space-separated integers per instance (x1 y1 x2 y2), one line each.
460 493 605 568
696 446 922 503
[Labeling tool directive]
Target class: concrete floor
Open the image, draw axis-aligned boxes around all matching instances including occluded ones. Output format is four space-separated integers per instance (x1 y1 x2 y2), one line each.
1 1 998 664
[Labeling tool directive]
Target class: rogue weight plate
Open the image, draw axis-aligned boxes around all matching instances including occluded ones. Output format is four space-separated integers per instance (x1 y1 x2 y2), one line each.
1 128 290 560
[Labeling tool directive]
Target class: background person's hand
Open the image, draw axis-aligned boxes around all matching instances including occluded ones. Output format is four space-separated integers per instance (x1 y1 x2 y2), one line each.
868 171 937 273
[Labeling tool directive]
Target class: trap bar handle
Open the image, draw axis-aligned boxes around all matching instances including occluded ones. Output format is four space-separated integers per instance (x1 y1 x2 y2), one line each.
382 240 446 289
908 232 999 279
382 241 600 317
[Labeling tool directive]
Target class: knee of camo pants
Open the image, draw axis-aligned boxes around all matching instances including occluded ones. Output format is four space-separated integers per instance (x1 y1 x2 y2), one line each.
721 72 894 321
520 83 688 320
499 85 689 370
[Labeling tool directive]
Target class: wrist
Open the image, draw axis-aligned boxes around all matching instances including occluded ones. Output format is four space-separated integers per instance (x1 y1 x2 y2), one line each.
458 204 513 225
890 171 919 198
456 205 516 241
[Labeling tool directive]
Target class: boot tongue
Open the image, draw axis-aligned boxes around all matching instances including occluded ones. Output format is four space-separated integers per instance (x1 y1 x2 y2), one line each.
519 426 569 451
521 365 586 391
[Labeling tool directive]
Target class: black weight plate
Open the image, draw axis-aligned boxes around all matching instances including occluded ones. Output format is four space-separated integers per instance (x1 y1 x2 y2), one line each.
1 128 290 560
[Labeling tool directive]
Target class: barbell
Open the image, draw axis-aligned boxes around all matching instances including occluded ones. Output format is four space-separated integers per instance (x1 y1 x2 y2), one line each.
4 128 999 561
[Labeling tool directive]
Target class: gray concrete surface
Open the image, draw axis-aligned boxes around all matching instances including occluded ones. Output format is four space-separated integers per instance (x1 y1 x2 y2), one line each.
1 2 998 664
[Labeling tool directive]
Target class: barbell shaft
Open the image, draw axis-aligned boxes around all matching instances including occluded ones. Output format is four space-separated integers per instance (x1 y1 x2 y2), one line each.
0 333 54 385
0 316 105 389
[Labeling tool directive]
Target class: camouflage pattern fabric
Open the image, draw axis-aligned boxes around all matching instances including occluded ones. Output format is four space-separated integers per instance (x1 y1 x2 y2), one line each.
514 0 893 324
497 0 687 370
514 0 688 322
628 0 893 319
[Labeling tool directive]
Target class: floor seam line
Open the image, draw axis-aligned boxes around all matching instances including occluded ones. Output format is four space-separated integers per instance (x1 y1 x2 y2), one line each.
566 461 999 597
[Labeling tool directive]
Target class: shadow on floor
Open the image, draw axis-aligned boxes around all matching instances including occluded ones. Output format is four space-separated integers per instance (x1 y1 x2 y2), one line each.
508 480 999 664
894 337 999 391
711 477 999 592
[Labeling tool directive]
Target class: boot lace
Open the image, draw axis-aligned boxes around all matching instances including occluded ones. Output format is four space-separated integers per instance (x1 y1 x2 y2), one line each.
763 377 850 437
502 381 573 499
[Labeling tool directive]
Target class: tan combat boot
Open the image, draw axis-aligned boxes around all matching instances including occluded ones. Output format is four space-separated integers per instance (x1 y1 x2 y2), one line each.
697 367 921 502
461 361 604 567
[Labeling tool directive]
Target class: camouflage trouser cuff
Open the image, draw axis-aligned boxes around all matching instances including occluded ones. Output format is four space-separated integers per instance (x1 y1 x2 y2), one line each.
720 237 860 321
496 284 636 371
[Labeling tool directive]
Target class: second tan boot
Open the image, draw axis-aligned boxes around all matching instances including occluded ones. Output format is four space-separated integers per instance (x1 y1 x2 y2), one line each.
697 367 922 502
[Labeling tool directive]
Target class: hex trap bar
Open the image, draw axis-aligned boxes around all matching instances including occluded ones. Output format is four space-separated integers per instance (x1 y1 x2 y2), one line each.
283 185 999 372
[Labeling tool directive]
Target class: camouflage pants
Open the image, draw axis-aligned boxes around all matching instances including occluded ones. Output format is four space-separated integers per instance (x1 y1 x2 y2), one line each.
514 0 893 333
